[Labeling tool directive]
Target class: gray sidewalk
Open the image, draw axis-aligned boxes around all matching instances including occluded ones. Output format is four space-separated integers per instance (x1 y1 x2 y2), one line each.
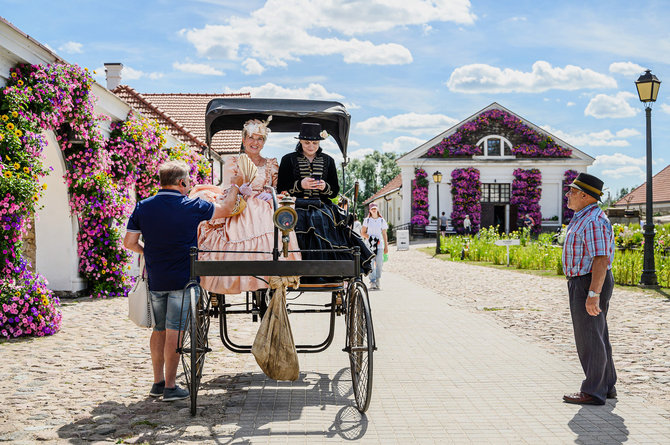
212 271 670 444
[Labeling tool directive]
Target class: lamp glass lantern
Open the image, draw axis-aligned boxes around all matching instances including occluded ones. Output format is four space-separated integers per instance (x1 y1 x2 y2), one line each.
635 69 661 103
432 171 443 184
433 171 442 254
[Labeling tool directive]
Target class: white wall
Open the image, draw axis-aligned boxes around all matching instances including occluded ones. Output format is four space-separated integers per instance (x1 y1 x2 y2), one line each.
35 131 85 291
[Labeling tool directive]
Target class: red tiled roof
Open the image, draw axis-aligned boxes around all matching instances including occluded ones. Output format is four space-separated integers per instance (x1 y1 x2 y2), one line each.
614 164 670 206
363 174 402 205
113 86 250 154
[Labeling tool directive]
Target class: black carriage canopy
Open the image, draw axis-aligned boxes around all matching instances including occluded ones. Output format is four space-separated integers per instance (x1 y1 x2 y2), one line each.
205 98 350 157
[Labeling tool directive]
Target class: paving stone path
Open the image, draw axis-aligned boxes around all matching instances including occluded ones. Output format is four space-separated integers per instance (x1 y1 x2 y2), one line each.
1 243 669 444
386 243 670 413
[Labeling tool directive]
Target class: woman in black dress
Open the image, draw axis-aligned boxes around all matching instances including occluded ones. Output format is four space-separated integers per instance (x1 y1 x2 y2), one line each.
277 123 373 277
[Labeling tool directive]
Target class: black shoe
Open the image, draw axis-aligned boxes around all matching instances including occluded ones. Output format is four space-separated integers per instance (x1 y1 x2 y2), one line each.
607 389 617 399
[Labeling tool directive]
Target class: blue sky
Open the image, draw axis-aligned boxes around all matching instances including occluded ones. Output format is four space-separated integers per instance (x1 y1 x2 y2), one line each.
2 0 669 198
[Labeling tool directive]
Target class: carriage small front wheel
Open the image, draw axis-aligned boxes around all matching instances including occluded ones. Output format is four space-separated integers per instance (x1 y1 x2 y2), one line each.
346 281 374 413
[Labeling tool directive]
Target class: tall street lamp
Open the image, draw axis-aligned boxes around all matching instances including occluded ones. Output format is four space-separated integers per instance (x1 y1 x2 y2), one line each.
433 171 442 254
635 69 661 287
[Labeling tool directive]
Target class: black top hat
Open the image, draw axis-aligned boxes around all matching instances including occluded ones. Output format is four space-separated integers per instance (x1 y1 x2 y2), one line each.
569 172 604 201
296 122 325 140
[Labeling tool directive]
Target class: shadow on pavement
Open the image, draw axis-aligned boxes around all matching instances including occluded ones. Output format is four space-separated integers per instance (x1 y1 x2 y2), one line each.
568 400 628 444
57 367 367 443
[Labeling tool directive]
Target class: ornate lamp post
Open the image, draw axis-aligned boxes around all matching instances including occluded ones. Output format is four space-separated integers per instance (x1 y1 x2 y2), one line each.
635 69 661 287
433 171 443 254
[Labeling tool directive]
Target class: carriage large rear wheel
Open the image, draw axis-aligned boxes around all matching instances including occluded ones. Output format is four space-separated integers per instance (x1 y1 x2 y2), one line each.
180 286 210 416
346 281 374 412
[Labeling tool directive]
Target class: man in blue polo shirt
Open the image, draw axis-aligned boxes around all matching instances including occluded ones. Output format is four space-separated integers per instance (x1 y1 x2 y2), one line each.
123 160 242 401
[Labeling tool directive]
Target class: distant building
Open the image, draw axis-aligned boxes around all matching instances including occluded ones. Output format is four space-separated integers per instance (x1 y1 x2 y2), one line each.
362 174 402 226
396 102 594 233
611 164 670 215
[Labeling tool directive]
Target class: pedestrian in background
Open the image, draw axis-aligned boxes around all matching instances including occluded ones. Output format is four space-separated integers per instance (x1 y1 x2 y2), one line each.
439 211 448 237
561 172 616 406
463 214 472 235
361 203 388 290
123 160 243 401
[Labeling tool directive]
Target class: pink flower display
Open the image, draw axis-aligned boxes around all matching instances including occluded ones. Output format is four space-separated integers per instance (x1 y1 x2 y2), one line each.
1 63 210 338
425 109 572 158
450 167 481 234
411 168 429 226
510 168 542 233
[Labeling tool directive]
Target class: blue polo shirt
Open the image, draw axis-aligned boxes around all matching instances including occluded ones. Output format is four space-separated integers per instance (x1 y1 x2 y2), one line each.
127 189 214 291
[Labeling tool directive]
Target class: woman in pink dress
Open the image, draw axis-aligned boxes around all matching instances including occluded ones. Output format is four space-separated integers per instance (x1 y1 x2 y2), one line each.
191 117 301 294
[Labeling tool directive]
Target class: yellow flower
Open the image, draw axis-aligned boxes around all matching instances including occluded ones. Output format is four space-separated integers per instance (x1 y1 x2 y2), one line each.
27 87 32 92
5 155 10 161
10 72 16 78
1 115 7 122
42 183 47 190
3 171 11 178
13 163 20 170
0 134 3 142
6 122 15 130
23 167 29 174
11 111 18 118
14 129 22 138
17 80 24 86
32 195 39 202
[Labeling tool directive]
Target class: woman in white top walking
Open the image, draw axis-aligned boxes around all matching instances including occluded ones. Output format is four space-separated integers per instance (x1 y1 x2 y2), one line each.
361 203 388 290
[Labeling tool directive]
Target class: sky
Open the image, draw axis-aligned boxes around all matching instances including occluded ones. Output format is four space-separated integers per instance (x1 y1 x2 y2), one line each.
2 0 669 199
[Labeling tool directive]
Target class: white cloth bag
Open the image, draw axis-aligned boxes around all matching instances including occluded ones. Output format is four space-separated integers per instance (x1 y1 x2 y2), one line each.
128 255 155 328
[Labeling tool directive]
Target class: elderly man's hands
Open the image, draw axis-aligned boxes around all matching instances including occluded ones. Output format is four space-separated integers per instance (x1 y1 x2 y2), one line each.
585 296 602 316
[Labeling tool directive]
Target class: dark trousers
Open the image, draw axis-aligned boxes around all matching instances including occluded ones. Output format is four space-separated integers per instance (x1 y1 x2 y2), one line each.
568 270 617 403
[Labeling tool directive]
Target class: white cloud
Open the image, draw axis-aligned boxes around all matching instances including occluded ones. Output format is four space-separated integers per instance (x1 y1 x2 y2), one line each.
173 62 223 75
446 61 617 93
567 102 576 106
601 165 645 180
660 103 670 114
59 41 83 54
356 113 458 135
584 92 639 118
348 148 376 159
542 125 640 147
381 136 425 153
122 66 164 81
180 0 475 67
242 58 265 75
609 62 646 77
225 82 344 100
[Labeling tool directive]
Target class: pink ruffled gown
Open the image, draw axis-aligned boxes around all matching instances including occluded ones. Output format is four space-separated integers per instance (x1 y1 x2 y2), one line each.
192 156 301 294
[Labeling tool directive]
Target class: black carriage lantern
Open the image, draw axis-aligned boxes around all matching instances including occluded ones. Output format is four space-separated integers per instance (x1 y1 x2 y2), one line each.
433 171 442 254
635 69 661 103
635 70 661 287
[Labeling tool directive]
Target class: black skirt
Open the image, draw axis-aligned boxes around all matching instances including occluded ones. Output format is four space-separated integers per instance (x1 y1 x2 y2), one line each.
294 199 374 276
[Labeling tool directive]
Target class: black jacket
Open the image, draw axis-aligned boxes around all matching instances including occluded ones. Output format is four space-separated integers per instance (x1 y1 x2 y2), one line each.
277 150 339 201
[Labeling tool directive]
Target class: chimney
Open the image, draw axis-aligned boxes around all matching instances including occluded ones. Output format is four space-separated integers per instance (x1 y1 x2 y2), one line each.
104 63 123 90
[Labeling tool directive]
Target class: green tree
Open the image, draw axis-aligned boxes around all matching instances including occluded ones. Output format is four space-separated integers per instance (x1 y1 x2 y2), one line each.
338 151 400 218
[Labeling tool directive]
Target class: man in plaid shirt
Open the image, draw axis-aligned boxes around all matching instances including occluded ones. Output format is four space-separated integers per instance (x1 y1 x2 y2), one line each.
561 173 616 406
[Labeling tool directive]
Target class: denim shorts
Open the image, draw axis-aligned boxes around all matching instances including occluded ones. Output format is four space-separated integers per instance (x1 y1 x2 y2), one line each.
150 287 199 332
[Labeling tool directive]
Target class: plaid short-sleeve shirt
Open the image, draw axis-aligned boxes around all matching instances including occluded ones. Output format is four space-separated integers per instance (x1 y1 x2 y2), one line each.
561 203 614 277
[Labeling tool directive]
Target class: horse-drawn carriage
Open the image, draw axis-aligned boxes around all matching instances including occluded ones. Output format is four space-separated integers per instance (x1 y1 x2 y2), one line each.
178 98 375 416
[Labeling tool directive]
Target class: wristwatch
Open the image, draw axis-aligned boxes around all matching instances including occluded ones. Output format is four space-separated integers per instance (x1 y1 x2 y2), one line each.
587 290 600 298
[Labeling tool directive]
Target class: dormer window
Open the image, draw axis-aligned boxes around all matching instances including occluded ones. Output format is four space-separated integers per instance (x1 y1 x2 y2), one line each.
476 135 514 158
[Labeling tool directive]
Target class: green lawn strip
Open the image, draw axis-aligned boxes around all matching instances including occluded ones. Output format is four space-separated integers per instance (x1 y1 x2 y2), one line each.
418 247 670 298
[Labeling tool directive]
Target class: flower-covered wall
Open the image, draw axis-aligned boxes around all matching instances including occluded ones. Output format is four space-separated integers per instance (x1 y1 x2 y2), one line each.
450 167 481 234
425 109 572 159
562 169 579 224
411 168 429 226
0 62 210 339
511 168 542 233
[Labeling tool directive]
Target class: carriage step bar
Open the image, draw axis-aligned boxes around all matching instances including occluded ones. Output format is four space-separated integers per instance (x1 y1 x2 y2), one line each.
343 346 378 353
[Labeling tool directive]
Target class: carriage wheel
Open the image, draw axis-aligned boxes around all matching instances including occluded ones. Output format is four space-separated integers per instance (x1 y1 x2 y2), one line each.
347 281 374 412
180 286 210 416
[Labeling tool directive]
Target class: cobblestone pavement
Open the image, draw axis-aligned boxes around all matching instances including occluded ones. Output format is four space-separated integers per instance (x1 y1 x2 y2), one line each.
387 243 670 413
0 243 669 444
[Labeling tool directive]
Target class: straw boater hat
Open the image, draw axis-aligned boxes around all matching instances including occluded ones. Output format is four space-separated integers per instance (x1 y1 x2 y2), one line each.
243 116 272 138
569 172 604 201
296 122 328 140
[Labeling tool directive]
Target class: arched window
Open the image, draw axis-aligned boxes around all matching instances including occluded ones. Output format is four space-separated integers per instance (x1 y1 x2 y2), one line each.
476 135 514 158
